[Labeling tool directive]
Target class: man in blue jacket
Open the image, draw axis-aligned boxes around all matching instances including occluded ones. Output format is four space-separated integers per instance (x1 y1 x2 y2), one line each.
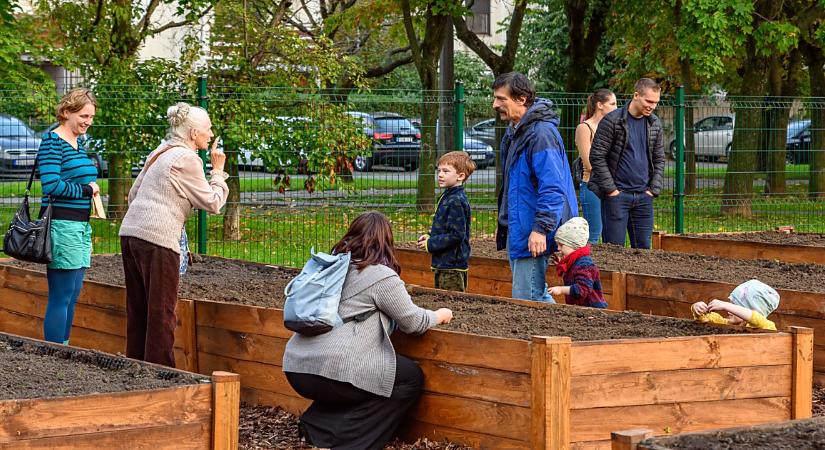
493 72 578 302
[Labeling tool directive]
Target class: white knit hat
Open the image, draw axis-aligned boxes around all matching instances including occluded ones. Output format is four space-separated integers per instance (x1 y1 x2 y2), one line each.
555 217 589 250
729 279 780 317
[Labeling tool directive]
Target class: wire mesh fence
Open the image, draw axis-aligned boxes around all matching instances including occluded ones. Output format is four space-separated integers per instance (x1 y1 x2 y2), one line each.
1 79 824 267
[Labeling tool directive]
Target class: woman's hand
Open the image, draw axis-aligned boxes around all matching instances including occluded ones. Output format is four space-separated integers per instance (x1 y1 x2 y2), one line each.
88 181 100 196
210 137 226 172
434 308 453 324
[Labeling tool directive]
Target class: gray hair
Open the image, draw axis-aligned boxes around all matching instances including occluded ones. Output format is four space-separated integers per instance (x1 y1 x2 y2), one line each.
166 102 210 143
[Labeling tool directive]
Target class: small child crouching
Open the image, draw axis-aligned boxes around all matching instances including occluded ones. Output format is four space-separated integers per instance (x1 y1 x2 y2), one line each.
417 151 475 292
691 279 779 331
547 217 608 308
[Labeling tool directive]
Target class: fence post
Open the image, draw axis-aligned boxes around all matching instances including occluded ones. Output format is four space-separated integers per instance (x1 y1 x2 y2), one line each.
790 326 813 419
454 81 464 152
611 429 653 450
674 85 685 234
197 76 208 255
211 371 240 450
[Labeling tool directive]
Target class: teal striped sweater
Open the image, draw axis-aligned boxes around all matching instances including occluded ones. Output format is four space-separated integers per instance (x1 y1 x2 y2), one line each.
37 132 98 221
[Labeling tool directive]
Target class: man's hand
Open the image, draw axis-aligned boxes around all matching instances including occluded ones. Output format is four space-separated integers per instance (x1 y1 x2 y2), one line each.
608 190 620 197
528 230 546 257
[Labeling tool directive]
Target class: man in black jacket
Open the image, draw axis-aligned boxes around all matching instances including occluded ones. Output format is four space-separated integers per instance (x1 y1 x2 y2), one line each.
587 78 665 249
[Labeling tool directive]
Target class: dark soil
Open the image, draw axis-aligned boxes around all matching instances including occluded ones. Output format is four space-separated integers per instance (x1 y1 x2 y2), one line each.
815 383 825 417
8 255 298 307
239 405 471 450
412 291 742 341
688 231 825 247
0 333 205 400
638 416 825 450
397 240 825 294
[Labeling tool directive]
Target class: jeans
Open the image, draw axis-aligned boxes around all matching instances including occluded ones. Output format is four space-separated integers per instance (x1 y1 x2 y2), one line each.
579 182 602 244
509 255 554 302
601 191 654 249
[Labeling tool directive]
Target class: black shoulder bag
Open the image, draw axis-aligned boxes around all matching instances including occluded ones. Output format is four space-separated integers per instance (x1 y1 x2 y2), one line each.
2 163 52 264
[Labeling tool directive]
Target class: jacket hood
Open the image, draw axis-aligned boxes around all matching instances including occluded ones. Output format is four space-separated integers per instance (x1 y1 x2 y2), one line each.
514 98 558 134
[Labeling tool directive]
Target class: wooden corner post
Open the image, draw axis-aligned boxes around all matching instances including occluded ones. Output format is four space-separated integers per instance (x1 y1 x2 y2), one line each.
212 371 241 450
790 326 813 419
610 272 627 311
611 429 653 450
531 336 571 450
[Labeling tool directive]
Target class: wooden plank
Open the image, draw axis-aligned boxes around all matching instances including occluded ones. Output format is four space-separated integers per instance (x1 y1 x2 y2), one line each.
239 387 310 415
547 337 571 450
531 338 548 449
176 299 198 373
411 392 532 442
392 329 531 373
660 235 825 265
791 327 814 419
0 308 43 341
609 272 627 311
64 326 125 355
570 333 792 376
0 383 212 441
0 420 211 449
571 365 792 409
417 359 530 407
402 420 529 450
195 300 291 339
0 266 49 296
611 429 654 450
211 371 240 450
569 397 791 443
197 326 287 366
401 269 434 289
197 352 298 397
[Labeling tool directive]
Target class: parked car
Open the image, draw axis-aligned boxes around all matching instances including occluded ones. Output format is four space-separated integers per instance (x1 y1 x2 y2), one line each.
786 119 812 164
409 118 495 169
466 118 500 147
347 112 421 171
668 114 734 161
0 115 40 177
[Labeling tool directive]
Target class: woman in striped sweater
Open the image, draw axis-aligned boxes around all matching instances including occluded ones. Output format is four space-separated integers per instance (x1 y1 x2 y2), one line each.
37 87 100 344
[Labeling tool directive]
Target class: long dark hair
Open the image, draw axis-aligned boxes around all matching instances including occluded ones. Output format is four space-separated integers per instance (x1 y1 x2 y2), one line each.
585 88 614 120
332 211 401 274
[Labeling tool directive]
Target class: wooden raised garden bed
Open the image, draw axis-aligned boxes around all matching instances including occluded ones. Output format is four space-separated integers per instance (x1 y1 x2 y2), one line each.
610 417 825 450
0 257 815 449
0 332 240 449
651 231 825 265
395 247 825 383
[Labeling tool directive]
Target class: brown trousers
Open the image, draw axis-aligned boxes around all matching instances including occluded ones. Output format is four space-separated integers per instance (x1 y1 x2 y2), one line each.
121 236 179 367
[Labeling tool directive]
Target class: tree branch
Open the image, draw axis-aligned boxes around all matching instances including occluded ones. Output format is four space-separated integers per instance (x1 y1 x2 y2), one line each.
364 54 413 78
149 4 213 36
499 0 527 73
137 0 161 37
400 0 423 71
453 10 501 70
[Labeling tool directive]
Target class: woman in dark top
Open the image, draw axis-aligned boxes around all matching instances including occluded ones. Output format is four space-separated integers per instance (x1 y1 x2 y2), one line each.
37 87 100 344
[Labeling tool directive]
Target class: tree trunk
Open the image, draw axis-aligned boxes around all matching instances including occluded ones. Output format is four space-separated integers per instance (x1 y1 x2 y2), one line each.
106 153 132 219
763 96 790 196
721 37 765 216
801 39 825 200
222 138 241 240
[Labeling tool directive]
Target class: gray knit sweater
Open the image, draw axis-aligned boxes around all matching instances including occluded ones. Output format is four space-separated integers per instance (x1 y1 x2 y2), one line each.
282 264 438 397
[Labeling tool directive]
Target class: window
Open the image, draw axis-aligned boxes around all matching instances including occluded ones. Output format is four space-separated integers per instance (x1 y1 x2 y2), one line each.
466 0 491 35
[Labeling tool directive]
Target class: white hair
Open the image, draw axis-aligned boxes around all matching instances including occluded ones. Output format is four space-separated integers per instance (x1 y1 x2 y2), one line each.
166 102 210 143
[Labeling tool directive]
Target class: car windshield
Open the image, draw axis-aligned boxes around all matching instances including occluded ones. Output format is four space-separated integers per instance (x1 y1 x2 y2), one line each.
0 118 35 138
374 118 414 132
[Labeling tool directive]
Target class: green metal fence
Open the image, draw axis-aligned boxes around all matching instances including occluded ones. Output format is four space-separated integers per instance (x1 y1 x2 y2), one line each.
1 80 823 267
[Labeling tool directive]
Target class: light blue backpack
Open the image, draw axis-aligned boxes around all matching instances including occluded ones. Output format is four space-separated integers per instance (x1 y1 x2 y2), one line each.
283 249 352 336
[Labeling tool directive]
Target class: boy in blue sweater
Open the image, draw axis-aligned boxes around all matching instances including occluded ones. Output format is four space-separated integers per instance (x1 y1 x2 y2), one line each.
417 151 475 291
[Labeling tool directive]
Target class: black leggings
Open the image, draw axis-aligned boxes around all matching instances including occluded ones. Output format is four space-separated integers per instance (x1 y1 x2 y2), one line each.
285 355 424 450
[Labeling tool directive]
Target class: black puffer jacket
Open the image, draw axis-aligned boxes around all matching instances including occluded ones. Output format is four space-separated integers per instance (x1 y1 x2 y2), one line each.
587 106 665 198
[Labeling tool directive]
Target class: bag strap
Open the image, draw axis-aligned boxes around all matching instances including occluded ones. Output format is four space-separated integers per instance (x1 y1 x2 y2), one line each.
25 160 37 194
584 122 595 143
143 144 176 173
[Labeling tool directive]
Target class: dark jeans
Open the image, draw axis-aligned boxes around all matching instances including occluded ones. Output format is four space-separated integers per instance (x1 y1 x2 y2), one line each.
285 355 424 450
434 269 467 292
601 191 654 249
121 236 180 367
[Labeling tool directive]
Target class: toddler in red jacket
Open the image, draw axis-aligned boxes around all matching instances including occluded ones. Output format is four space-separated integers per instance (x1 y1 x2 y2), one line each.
548 217 608 308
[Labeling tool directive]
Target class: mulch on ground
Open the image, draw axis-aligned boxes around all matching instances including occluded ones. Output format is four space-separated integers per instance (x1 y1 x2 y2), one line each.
239 404 471 450
638 416 825 449
688 231 825 247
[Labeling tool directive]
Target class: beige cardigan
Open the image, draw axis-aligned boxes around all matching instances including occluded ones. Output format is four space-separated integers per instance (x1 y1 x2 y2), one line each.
119 143 229 253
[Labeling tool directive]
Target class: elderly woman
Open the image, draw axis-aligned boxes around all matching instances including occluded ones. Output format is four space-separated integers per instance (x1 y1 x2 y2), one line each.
283 211 453 450
119 102 229 367
37 87 100 344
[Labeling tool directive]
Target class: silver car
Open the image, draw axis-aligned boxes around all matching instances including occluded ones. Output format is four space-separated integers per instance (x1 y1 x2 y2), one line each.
669 114 734 161
0 115 40 176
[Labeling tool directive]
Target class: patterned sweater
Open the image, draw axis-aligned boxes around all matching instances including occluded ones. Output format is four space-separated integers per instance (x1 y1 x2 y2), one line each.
283 264 438 397
425 185 471 270
37 132 98 221
555 246 608 308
